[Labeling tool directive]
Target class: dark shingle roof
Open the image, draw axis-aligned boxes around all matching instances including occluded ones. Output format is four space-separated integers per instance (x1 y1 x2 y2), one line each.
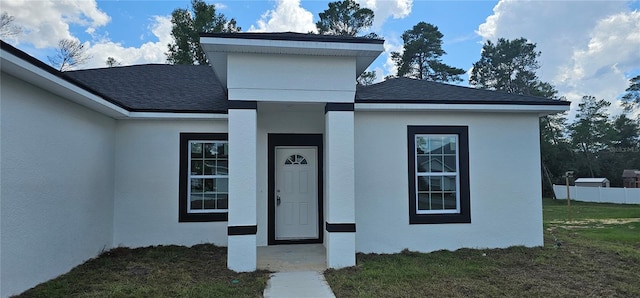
356 77 570 106
65 64 227 113
622 169 640 178
5 39 568 112
200 32 384 44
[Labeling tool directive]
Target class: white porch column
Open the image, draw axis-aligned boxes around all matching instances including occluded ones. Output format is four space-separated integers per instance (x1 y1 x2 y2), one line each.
227 101 257 272
324 103 356 268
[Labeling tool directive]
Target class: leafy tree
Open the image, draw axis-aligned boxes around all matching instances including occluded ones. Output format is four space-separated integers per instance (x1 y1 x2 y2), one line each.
47 39 91 71
598 114 640 186
316 0 374 37
569 96 614 177
316 1 378 85
360 32 380 39
391 22 465 82
611 114 640 149
621 75 640 113
106 56 121 67
469 38 637 189
357 70 376 86
470 37 571 193
0 12 21 38
470 38 542 95
540 112 572 197
531 81 558 98
536 86 572 196
167 0 240 65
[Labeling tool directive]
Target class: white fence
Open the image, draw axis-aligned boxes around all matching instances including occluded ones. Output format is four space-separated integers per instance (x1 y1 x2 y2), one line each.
552 184 640 204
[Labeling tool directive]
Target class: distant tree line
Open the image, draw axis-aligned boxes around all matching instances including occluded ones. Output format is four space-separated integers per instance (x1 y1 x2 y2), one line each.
540 88 639 194
468 37 640 194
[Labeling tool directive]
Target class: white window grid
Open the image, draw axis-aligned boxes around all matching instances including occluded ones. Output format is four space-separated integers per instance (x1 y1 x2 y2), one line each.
415 134 461 214
188 140 228 214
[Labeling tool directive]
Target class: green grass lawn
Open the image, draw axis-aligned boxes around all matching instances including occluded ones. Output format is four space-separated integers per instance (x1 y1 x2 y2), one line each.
14 245 269 298
325 198 640 297
15 199 640 297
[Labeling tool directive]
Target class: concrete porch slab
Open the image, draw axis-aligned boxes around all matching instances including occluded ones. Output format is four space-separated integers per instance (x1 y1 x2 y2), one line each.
257 244 326 272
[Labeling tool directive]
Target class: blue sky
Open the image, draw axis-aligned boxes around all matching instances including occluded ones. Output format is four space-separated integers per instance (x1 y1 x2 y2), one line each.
68 0 497 81
2 0 640 117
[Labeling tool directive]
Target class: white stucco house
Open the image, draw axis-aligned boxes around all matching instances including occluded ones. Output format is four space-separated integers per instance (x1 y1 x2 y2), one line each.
0 33 569 297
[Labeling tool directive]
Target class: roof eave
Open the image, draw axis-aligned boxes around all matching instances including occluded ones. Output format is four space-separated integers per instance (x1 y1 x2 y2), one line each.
124 111 228 120
2 43 229 120
1 44 129 118
200 35 384 79
354 102 570 116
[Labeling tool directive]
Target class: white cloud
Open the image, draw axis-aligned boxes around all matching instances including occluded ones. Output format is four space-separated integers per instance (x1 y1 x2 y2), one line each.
2 0 172 70
1 0 110 48
350 1 412 79
382 37 403 78
83 15 173 69
476 0 639 117
248 0 413 34
556 11 640 114
249 0 316 33
357 0 413 29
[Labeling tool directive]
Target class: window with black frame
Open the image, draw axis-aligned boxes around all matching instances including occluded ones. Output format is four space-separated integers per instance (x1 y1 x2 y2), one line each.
179 133 229 222
408 126 470 224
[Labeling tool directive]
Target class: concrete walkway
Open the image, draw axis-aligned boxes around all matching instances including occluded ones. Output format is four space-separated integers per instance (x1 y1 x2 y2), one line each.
259 244 336 298
263 271 336 298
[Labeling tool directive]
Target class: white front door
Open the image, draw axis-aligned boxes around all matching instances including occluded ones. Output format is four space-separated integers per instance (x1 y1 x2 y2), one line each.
275 147 318 240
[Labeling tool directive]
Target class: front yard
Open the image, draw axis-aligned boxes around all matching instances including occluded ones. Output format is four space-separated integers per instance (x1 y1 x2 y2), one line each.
15 198 640 297
14 245 269 298
325 198 640 297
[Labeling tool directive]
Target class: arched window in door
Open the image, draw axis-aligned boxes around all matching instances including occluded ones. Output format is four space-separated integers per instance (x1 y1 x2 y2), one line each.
284 154 308 165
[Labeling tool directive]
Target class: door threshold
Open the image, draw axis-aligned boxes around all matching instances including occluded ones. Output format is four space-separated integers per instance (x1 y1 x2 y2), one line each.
271 238 322 245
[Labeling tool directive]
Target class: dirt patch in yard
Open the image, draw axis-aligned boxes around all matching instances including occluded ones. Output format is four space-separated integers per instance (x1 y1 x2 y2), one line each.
549 217 640 226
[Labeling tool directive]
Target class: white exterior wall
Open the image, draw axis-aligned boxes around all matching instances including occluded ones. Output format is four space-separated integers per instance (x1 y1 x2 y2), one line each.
227 54 356 103
227 109 257 227
112 119 229 247
1 74 116 297
325 111 356 223
256 106 325 245
325 110 356 267
227 109 257 272
354 111 544 253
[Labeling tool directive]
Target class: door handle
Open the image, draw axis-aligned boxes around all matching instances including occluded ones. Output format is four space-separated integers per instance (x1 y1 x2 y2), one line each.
277 196 281 206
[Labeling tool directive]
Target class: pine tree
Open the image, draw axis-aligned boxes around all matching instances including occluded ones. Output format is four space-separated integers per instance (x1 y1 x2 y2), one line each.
391 22 464 82
167 0 240 65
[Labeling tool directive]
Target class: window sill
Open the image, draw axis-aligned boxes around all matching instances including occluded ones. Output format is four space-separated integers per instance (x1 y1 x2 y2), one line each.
179 212 228 222
409 213 470 224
